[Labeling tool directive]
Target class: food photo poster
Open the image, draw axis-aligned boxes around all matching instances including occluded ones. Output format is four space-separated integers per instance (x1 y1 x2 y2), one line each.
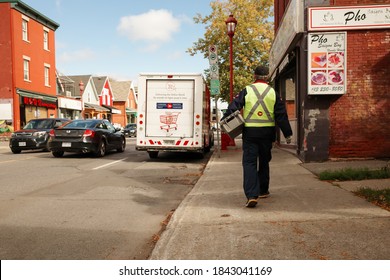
308 32 347 95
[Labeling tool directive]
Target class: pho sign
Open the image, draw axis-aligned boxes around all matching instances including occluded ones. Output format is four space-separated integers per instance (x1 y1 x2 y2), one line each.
309 5 390 31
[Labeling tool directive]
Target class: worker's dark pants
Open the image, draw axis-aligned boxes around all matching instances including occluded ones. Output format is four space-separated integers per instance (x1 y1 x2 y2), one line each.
242 137 273 199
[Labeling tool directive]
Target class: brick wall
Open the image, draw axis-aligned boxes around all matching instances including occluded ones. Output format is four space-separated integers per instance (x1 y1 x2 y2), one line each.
0 4 12 100
329 30 390 158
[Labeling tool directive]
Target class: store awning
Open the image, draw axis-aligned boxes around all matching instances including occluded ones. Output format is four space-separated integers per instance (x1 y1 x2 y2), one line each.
126 108 137 115
102 105 121 114
17 88 57 103
84 103 110 112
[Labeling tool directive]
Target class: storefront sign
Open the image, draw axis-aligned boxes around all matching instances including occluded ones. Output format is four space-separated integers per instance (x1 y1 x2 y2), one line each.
309 5 390 31
308 32 347 95
58 97 82 110
23 97 57 109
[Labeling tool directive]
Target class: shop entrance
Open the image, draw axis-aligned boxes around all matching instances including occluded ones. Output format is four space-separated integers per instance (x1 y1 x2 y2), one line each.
276 68 297 146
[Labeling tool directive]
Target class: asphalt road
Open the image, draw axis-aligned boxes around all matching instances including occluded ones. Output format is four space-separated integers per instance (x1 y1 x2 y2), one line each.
0 138 212 259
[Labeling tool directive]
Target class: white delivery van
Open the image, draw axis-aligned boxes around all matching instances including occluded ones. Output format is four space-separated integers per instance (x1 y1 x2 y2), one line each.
136 73 213 158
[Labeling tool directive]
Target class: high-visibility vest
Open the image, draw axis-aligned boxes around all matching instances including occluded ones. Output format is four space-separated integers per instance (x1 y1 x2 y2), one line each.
243 83 276 127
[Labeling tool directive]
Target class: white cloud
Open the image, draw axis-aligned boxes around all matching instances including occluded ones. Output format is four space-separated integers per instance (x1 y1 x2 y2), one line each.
58 48 96 63
117 9 181 51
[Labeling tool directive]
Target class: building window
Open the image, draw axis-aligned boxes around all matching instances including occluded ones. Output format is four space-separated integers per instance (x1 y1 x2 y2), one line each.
23 56 31 81
44 64 50 86
43 29 49 50
22 16 29 42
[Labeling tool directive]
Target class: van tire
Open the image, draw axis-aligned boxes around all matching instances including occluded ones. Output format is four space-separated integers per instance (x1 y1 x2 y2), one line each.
148 151 159 159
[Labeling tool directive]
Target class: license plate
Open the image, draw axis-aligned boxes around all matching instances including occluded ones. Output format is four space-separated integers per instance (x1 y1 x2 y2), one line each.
62 142 71 147
18 142 26 147
163 140 175 145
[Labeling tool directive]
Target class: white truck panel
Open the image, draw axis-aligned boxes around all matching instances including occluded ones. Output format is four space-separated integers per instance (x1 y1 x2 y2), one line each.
145 79 194 138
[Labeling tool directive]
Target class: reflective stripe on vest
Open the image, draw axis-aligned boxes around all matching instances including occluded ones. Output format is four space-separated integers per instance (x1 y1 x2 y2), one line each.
243 84 276 127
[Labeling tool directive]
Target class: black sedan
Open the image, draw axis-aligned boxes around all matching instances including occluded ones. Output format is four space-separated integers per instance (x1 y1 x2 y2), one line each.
48 119 126 157
123 123 137 137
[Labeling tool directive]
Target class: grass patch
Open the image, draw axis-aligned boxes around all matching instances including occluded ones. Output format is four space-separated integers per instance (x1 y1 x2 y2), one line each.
353 188 390 211
319 167 390 181
318 167 390 211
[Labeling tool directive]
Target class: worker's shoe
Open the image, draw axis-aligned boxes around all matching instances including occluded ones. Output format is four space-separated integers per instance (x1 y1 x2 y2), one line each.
245 197 258 208
259 192 270 199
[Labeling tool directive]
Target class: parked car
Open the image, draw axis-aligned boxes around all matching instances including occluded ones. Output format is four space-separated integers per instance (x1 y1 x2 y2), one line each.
9 118 69 154
48 119 126 157
123 123 137 137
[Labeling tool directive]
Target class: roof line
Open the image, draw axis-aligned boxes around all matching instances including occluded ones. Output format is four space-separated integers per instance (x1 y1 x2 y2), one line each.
5 0 60 30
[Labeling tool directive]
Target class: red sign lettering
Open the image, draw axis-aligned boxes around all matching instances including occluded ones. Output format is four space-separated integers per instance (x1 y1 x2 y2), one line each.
23 97 56 109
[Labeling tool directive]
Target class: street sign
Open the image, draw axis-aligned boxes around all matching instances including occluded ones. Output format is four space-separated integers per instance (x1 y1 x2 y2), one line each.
210 65 219 79
210 79 220 96
208 45 219 79
209 52 217 62
210 79 220 88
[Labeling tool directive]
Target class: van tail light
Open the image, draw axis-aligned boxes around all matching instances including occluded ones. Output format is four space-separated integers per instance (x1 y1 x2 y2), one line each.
49 129 55 137
83 129 95 137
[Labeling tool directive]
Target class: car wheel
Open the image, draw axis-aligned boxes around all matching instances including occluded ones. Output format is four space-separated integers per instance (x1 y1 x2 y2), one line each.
95 140 106 157
148 151 159 159
11 148 21 154
117 137 126 152
52 151 64 157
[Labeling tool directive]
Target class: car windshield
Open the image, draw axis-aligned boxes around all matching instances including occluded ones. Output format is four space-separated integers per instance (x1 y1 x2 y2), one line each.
23 119 54 129
64 120 96 129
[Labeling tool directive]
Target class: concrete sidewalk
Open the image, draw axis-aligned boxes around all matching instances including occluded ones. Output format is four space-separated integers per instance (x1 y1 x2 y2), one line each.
150 139 390 260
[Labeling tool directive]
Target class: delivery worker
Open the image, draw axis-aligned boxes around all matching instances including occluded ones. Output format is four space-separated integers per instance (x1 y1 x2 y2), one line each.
222 65 293 208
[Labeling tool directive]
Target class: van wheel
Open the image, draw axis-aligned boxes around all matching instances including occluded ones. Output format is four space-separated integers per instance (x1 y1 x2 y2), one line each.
197 151 205 159
148 151 159 159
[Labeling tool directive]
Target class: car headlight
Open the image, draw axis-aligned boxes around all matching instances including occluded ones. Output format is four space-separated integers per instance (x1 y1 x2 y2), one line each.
33 131 47 137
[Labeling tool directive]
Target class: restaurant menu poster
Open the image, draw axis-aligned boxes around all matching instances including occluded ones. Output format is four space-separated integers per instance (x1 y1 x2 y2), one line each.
308 32 347 95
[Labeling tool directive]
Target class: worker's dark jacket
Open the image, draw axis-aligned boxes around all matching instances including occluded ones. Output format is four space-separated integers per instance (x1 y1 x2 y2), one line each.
222 80 292 142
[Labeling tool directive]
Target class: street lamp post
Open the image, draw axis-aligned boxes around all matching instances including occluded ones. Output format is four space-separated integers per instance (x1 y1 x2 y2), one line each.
225 14 237 147
225 14 237 102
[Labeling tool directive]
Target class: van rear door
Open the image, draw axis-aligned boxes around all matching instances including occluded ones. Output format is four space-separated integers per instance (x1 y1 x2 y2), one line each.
145 79 195 138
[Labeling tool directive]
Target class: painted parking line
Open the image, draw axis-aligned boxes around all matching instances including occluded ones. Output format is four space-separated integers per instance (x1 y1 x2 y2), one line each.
92 158 128 170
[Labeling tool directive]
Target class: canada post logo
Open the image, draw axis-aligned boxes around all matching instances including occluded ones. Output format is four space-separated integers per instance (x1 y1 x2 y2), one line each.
156 103 183 109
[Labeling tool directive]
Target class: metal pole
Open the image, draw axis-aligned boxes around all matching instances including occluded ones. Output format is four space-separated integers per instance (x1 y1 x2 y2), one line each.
215 98 220 158
229 34 234 102
228 34 236 147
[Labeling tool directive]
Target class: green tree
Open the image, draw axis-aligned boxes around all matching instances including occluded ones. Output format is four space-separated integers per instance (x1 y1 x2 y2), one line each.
188 0 274 102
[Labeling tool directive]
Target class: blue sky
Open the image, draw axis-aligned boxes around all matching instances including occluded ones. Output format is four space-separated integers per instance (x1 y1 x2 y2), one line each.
23 0 213 82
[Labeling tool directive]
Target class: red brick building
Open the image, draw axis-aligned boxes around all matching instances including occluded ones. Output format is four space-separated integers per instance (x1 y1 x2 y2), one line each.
0 0 59 131
271 0 390 162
